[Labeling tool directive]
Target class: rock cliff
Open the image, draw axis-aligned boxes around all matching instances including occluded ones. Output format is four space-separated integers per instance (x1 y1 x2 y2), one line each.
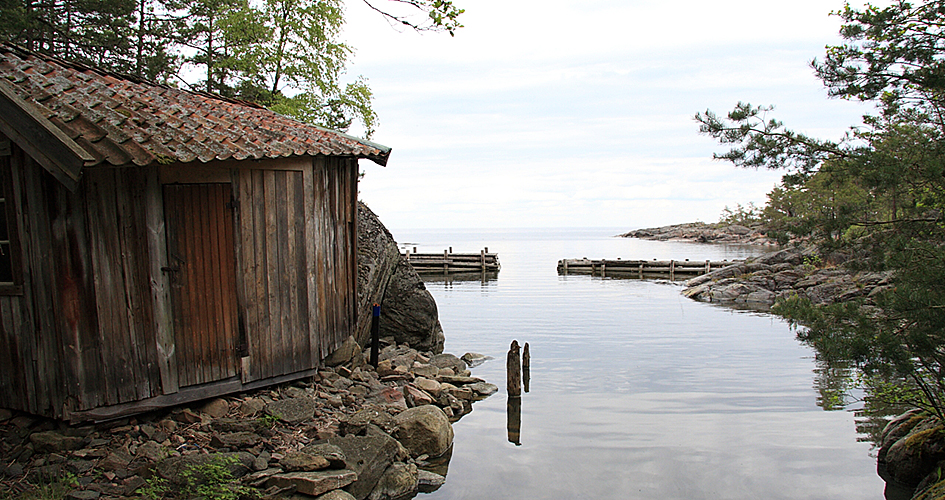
356 203 445 354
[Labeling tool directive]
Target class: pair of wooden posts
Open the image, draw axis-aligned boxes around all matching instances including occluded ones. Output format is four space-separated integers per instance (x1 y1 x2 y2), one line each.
507 340 530 396
507 340 530 446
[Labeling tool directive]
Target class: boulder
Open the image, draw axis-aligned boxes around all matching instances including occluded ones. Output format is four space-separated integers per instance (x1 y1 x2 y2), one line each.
356 203 401 348
367 462 418 500
327 429 406 500
393 406 454 458
429 354 466 374
417 469 446 493
379 258 445 354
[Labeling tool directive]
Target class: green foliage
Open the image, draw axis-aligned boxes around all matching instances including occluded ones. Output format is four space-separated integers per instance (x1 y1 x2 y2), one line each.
1 472 78 500
138 455 252 500
699 0 945 419
0 0 464 136
718 202 762 226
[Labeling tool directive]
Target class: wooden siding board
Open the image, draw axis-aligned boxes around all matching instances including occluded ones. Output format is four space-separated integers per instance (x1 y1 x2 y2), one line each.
236 171 258 382
263 170 285 376
50 172 106 412
145 166 177 395
291 170 311 369
11 150 42 414
87 169 138 405
302 163 319 367
250 170 271 380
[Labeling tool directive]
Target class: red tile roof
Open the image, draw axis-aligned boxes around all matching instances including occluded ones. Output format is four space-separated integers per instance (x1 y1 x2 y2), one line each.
0 43 390 168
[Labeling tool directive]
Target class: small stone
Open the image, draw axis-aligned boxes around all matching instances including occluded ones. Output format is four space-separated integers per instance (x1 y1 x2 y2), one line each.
267 397 317 424
210 432 262 449
65 491 100 500
200 398 230 418
418 469 446 492
240 398 267 417
174 408 202 424
0 408 13 422
136 441 167 462
280 451 330 472
122 476 147 497
403 385 434 407
30 431 83 453
413 377 442 396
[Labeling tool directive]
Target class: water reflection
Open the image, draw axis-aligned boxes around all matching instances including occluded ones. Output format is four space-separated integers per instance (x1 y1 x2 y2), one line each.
419 271 499 285
507 397 521 446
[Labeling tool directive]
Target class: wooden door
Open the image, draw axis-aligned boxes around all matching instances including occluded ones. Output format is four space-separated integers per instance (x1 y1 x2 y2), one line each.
163 183 240 387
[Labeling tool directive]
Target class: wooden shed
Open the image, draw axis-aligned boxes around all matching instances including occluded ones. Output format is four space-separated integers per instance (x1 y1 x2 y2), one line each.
0 44 391 421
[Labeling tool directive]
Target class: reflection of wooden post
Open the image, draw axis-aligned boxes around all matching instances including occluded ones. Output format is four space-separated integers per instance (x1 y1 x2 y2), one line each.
522 342 530 393
507 340 521 397
507 396 522 446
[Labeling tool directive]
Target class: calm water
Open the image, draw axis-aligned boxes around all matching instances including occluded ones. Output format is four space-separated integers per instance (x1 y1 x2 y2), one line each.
391 228 884 500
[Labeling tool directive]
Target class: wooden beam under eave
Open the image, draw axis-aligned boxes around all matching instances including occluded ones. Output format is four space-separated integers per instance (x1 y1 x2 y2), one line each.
0 80 95 191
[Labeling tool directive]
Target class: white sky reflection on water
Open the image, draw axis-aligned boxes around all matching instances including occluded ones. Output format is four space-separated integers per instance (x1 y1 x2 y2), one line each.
390 229 883 499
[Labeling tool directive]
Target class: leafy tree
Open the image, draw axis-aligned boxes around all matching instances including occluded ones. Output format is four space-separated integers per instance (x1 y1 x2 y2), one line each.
697 0 945 418
0 0 463 136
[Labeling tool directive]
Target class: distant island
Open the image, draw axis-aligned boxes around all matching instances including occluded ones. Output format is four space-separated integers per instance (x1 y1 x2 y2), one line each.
618 221 776 246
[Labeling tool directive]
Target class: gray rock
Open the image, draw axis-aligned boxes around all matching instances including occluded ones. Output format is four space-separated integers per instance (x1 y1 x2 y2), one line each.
300 443 348 469
314 490 358 500
210 431 262 449
268 470 358 497
466 382 498 398
429 354 466 374
135 441 167 462
65 491 100 500
356 203 402 348
460 352 492 367
379 258 445 354
368 462 418 500
393 406 454 458
280 451 331 472
417 469 446 492
327 430 405 500
326 336 363 367
200 398 230 418
29 431 83 453
267 397 317 424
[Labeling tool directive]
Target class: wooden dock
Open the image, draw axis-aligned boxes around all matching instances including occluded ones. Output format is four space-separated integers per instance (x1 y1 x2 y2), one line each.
404 248 500 274
557 258 742 280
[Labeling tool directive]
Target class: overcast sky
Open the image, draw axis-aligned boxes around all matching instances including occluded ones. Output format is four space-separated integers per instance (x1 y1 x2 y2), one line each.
343 0 873 230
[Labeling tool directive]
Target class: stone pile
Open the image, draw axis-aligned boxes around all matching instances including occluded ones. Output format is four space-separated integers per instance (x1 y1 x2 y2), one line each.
0 343 497 500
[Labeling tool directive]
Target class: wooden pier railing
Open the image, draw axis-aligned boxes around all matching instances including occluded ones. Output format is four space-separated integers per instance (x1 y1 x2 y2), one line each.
557 258 742 280
404 247 500 274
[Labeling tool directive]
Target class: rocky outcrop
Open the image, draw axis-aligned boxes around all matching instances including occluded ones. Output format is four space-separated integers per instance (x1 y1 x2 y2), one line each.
878 410 945 498
0 345 496 500
682 247 893 310
356 202 444 354
378 259 445 354
620 221 777 245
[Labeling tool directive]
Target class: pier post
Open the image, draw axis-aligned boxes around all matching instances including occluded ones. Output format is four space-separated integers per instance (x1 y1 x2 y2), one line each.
522 342 530 393
507 340 522 397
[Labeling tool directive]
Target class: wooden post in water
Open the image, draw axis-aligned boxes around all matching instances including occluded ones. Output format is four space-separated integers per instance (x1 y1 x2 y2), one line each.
481 249 486 271
522 342 530 393
507 340 522 397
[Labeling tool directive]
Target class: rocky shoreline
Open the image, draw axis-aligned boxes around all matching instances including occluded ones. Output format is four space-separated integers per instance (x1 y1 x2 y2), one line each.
0 345 497 500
